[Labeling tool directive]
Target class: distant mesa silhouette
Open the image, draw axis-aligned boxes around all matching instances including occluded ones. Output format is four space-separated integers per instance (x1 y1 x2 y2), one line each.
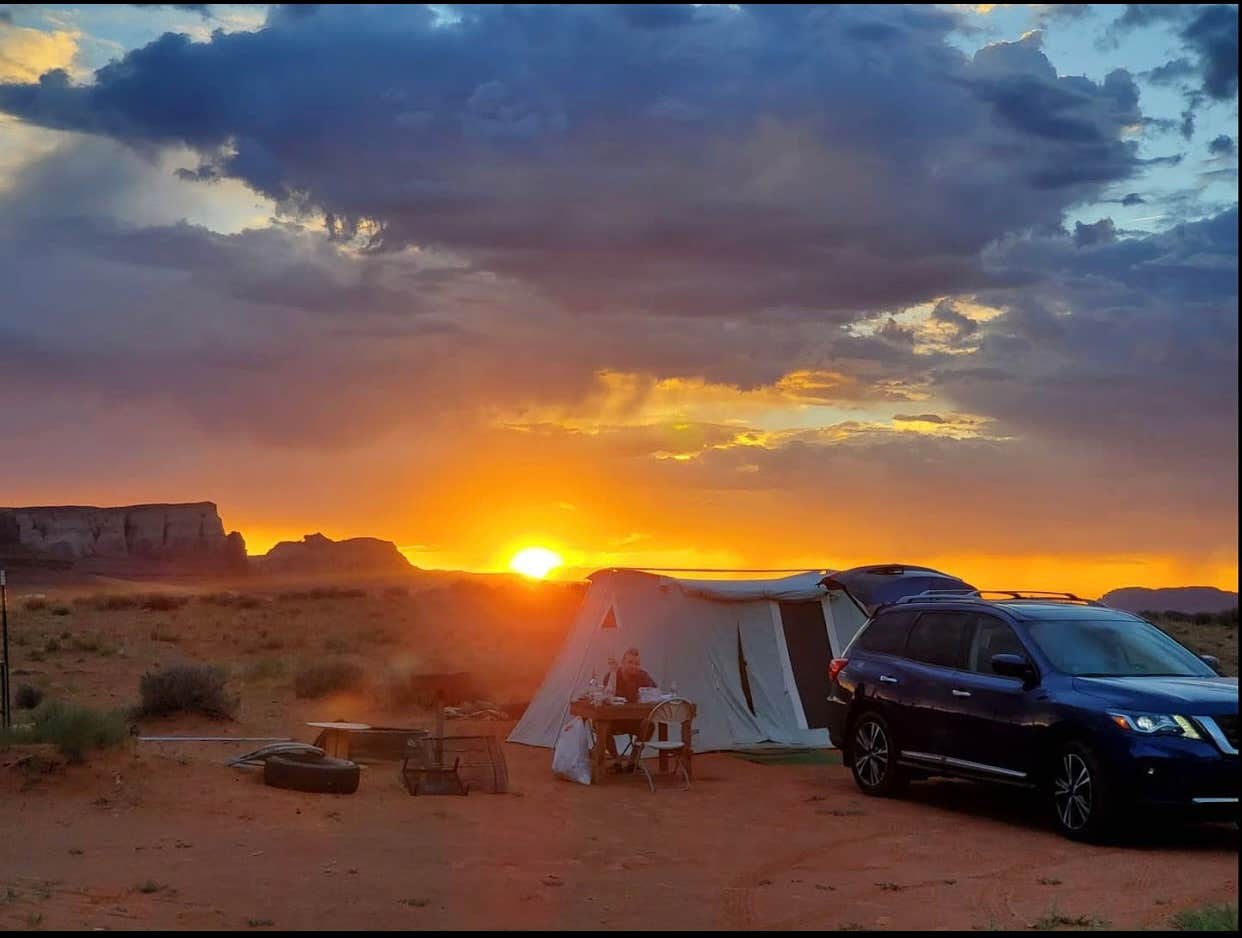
257 532 412 574
0 502 246 574
1101 586 1238 615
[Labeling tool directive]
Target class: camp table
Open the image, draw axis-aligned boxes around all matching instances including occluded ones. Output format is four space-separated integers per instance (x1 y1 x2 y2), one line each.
569 699 696 784
305 721 371 760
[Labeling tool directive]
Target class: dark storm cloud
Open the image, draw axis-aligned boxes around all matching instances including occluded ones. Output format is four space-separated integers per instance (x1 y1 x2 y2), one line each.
1181 4 1239 101
940 208 1238 465
1209 134 1236 157
1143 57 1196 87
0 5 1146 320
1072 218 1117 247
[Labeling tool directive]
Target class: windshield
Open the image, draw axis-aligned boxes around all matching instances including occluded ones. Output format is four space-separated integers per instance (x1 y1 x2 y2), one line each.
1026 617 1216 678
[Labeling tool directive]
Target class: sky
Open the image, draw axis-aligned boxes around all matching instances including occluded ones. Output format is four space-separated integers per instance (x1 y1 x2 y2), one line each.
0 3 1237 595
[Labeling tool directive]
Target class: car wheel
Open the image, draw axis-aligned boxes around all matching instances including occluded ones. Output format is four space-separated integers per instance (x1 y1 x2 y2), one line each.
849 711 906 797
1050 742 1112 841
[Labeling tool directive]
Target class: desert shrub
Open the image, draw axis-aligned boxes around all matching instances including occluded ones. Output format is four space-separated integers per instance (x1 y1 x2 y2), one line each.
75 594 139 611
15 684 44 710
140 594 189 612
72 633 119 656
149 627 180 643
136 664 237 719
1171 902 1238 931
277 587 367 602
23 597 48 612
293 660 365 699
359 625 397 645
244 658 287 683
51 605 72 616
43 637 61 653
323 636 353 654
0 700 128 762
198 592 264 609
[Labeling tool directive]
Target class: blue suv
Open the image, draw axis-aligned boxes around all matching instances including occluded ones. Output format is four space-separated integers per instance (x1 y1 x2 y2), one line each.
826 591 1239 840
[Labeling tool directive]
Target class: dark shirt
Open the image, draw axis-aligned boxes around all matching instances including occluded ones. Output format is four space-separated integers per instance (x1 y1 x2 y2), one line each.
613 667 657 703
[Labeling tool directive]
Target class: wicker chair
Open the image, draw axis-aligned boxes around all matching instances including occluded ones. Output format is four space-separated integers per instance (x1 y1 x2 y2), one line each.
628 698 694 792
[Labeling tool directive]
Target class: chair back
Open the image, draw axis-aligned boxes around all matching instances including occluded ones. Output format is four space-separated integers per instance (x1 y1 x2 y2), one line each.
638 697 694 739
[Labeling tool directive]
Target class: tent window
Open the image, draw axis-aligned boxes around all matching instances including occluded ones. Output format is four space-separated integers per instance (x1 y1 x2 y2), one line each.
737 627 756 715
600 606 618 629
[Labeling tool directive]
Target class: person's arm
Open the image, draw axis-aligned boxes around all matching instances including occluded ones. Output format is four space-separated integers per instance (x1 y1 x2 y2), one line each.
639 669 657 689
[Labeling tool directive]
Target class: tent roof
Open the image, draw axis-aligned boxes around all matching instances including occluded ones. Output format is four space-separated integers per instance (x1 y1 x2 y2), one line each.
586 568 834 603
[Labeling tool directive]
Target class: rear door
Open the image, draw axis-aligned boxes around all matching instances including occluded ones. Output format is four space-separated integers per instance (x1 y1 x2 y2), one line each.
845 609 919 738
894 610 972 764
942 614 1041 781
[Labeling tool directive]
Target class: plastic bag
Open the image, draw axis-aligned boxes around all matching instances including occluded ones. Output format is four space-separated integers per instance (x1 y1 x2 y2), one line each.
552 716 593 785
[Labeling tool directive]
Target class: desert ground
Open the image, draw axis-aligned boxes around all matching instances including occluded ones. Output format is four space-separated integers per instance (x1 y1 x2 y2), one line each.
1 578 1237 931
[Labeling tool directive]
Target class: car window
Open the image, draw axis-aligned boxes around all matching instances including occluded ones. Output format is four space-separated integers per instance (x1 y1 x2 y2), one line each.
855 610 917 655
903 612 970 669
1026 617 1216 677
967 615 1028 674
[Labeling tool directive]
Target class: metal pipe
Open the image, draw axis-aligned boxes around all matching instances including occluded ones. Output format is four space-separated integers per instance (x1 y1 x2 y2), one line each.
137 736 293 743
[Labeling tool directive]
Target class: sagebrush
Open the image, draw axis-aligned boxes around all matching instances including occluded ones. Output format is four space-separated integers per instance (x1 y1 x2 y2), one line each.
136 664 237 719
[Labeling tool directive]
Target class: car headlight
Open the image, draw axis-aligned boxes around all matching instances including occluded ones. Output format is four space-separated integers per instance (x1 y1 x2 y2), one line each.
1108 711 1201 739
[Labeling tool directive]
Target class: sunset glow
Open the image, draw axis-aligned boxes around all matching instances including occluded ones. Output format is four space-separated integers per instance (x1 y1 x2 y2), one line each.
0 4 1235 601
509 547 564 580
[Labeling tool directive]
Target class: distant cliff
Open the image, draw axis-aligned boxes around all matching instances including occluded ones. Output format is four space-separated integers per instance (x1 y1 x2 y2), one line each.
0 502 246 573
257 532 412 575
1102 586 1239 615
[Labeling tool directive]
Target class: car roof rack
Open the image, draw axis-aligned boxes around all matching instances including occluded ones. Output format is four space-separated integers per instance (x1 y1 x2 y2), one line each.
980 590 1101 605
892 589 1102 607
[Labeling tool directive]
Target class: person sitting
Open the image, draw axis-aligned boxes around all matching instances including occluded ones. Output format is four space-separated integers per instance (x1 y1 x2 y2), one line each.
603 647 657 767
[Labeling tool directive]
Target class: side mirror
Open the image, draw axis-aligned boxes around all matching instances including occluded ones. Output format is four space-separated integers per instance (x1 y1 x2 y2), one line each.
992 653 1036 684
1200 654 1222 674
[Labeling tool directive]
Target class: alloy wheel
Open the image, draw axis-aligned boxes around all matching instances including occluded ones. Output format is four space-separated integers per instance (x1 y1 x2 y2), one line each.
854 719 889 788
1053 752 1093 831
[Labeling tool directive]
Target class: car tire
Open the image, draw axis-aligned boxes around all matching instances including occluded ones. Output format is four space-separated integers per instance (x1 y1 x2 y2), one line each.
263 752 360 794
849 711 906 797
1050 741 1112 842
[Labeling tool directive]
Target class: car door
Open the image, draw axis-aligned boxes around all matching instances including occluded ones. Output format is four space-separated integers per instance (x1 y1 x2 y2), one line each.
941 613 1041 782
845 609 920 739
892 610 973 765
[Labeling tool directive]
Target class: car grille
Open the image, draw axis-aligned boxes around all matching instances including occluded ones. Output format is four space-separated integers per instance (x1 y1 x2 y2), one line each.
1215 714 1238 751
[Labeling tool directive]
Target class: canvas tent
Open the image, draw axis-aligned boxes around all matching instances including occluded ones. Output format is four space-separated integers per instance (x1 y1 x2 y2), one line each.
508 564 972 753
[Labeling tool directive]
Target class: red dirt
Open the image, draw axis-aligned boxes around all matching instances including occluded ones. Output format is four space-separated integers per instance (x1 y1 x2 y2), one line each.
1 721 1235 932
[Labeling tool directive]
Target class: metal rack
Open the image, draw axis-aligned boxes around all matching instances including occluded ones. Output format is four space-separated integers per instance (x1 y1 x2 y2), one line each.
893 589 1101 607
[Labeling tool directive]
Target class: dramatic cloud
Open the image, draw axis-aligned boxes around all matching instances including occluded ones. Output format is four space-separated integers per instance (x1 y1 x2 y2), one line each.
0 4 1234 591
0 6 1146 322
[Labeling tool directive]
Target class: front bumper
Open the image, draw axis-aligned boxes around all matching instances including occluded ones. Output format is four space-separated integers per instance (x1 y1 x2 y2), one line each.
1105 734 1239 812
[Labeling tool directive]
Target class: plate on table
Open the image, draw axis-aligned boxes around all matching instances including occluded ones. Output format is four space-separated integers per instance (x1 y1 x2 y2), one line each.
607 696 627 705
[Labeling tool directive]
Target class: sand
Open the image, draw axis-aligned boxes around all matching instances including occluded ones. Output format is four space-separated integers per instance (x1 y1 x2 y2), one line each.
1 719 1236 932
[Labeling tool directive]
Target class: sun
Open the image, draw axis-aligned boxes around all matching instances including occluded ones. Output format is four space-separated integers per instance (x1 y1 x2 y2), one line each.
509 546 564 579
